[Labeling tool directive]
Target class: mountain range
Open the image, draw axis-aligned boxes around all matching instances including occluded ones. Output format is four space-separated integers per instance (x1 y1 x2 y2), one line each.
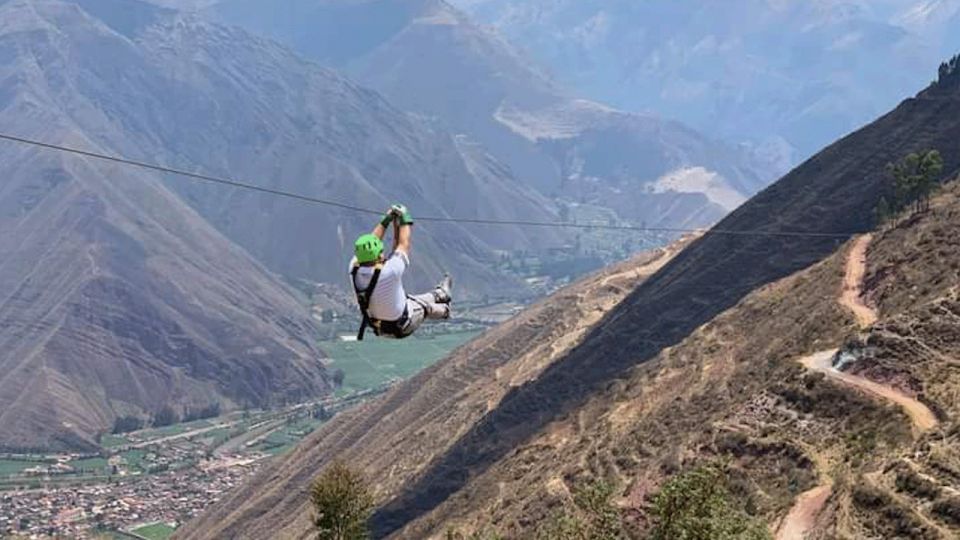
0 0 335 450
0 0 571 450
179 56 960 539
189 0 778 230
454 0 960 165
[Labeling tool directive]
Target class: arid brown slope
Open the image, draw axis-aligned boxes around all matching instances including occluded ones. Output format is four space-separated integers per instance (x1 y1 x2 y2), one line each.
392 182 960 540
182 73 960 539
0 1 336 450
364 69 960 539
0 145 331 452
176 239 694 539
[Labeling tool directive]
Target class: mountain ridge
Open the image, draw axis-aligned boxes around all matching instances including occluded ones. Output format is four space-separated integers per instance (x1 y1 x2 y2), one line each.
203 0 778 232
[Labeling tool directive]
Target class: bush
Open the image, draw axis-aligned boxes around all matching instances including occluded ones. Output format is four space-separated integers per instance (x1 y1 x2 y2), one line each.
894 468 941 501
531 479 624 540
932 497 960 527
649 464 771 540
852 484 932 539
573 480 623 539
310 461 374 540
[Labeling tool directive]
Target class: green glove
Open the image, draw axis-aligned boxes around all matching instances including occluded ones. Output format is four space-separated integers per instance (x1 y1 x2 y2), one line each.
391 204 414 225
379 211 395 228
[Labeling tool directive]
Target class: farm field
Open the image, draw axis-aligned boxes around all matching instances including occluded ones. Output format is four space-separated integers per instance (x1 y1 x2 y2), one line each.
322 331 481 393
130 522 176 540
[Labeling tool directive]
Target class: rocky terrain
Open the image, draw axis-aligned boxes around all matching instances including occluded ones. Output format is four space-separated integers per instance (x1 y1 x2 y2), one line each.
200 0 776 230
179 66 960 538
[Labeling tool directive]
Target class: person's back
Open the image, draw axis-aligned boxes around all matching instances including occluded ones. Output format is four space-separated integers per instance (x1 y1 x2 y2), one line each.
350 252 409 322
349 204 452 340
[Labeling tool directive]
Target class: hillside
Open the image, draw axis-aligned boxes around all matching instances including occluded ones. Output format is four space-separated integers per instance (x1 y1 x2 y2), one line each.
455 0 960 164
178 65 960 538
176 237 696 539
205 0 776 231
0 1 334 449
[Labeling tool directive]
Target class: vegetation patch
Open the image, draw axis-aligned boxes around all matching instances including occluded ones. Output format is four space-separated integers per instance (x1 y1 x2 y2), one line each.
0 459 50 477
321 331 480 393
310 462 373 540
931 496 960 527
130 522 176 540
852 483 935 540
646 463 770 540
893 464 941 501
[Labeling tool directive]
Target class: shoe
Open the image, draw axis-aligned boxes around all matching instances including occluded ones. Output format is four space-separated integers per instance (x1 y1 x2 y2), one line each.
434 273 453 304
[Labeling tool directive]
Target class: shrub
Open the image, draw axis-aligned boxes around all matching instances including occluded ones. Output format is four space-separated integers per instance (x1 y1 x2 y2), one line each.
932 496 960 527
894 468 941 501
532 479 624 539
310 461 374 540
649 464 771 540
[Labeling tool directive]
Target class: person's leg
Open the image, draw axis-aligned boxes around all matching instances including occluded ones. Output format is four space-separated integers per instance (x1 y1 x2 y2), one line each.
398 300 426 338
398 276 453 337
408 293 450 320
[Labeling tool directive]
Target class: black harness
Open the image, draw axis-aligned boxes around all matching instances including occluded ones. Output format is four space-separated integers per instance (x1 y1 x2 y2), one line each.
351 264 410 340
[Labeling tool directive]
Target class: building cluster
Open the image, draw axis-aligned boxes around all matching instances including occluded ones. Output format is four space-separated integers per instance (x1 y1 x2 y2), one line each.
0 458 262 538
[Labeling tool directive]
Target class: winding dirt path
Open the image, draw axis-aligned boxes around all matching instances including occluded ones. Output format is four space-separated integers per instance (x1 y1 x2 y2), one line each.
777 235 937 540
839 234 878 328
776 483 833 540
800 351 938 432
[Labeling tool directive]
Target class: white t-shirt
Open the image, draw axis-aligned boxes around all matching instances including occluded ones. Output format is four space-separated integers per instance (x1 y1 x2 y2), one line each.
350 251 409 322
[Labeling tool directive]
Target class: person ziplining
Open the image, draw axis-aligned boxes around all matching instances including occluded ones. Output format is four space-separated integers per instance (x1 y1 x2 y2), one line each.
350 204 453 340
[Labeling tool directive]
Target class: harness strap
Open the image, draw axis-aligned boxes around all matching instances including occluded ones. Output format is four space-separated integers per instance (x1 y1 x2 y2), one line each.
352 264 382 341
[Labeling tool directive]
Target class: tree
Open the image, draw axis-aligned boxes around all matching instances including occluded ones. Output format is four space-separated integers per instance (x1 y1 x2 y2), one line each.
152 406 178 428
649 464 771 540
310 461 374 540
111 415 143 434
573 480 623 539
874 196 892 228
938 54 960 88
887 150 944 216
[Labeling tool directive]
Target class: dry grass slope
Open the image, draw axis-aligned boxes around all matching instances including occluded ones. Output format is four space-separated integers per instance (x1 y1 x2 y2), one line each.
174 239 695 539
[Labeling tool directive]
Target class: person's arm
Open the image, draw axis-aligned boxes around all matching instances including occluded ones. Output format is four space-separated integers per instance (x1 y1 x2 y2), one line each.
396 222 412 256
372 209 395 240
390 204 414 256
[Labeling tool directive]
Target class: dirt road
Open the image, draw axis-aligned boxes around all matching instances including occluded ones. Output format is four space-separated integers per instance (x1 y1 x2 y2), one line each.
801 350 938 432
776 483 833 540
839 234 877 328
778 235 937 539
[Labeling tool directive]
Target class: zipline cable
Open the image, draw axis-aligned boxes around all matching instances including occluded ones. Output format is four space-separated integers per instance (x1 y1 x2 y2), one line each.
0 133 853 239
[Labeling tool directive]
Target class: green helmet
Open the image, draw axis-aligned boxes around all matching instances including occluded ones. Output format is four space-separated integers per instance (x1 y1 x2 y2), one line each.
354 234 384 264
